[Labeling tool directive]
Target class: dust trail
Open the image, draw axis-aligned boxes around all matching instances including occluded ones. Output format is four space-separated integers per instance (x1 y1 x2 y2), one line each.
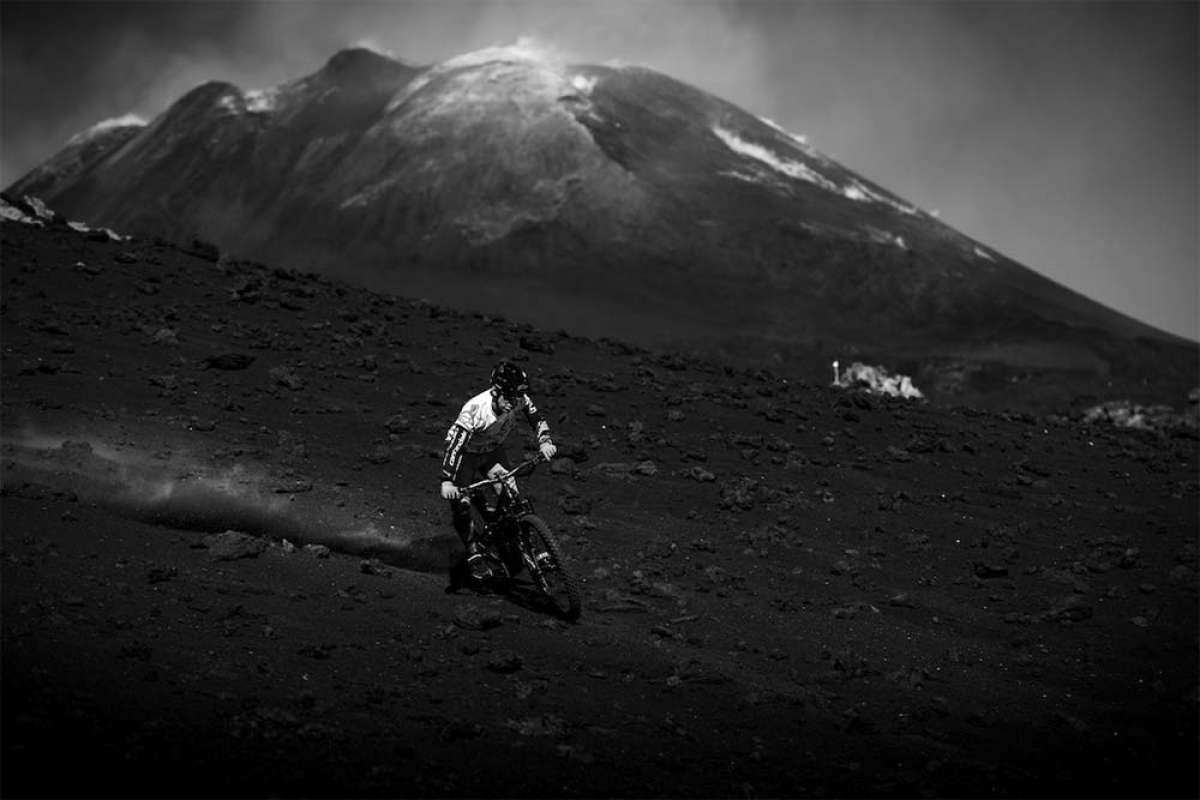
0 433 457 573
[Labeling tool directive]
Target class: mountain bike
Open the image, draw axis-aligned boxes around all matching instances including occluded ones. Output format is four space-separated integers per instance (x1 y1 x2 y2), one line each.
458 456 582 621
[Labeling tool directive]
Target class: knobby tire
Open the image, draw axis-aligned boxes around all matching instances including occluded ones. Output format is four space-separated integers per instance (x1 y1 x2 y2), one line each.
520 514 581 621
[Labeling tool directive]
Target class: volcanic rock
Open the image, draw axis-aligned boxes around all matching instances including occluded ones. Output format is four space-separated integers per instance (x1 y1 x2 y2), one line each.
201 353 255 371
203 531 268 561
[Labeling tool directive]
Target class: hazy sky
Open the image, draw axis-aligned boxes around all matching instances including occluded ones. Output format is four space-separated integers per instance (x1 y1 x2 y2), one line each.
2 0 1196 340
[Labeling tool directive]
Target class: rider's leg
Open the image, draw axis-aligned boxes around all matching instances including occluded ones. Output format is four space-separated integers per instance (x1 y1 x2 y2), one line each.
454 498 493 580
450 453 494 581
448 497 473 546
481 447 515 519
448 495 493 581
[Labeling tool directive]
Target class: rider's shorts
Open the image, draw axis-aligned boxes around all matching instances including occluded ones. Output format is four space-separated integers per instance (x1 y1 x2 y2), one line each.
456 445 510 485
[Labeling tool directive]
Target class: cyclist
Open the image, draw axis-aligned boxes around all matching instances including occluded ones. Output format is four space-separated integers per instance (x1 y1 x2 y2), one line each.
440 361 557 581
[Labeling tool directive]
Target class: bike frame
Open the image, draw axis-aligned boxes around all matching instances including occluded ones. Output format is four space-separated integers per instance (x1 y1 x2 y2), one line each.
458 456 543 494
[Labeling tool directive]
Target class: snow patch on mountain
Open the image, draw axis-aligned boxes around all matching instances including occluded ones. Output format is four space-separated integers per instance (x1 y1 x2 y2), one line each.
443 38 563 71
210 85 280 115
713 125 839 192
571 74 598 96
400 62 575 123
714 124 919 217
1 197 41 226
24 196 54 220
721 167 776 185
863 226 909 251
754 117 921 216
1 195 125 240
67 220 126 241
973 246 996 262
756 116 833 165
352 38 394 58
387 39 571 113
759 116 809 147
66 114 147 146
244 88 279 113
844 180 919 216
379 49 599 147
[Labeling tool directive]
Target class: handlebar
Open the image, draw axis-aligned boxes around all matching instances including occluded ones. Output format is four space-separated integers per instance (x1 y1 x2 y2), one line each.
458 455 545 493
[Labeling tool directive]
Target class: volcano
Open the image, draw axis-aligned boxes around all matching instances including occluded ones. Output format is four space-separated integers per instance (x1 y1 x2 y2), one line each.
7 45 1196 411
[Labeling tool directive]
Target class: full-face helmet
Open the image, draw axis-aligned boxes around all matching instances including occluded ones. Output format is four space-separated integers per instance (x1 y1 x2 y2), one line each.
490 361 528 401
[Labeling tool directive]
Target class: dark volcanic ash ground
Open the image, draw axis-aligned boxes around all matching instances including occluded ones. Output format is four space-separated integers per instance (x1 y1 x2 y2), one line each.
1 220 1197 798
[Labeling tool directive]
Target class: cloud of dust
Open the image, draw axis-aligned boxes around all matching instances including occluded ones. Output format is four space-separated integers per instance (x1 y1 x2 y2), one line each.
0 429 455 573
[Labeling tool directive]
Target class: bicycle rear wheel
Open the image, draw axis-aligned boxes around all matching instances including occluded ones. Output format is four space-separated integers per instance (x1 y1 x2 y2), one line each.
519 514 581 621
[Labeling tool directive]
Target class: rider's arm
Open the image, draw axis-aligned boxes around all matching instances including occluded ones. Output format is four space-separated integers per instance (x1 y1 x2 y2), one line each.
441 423 471 483
521 394 552 444
442 396 488 483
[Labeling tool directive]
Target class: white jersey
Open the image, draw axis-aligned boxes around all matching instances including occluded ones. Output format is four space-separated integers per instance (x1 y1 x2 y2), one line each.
440 388 551 481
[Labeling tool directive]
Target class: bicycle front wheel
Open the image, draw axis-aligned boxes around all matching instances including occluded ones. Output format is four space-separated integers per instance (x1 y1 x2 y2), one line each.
519 514 581 621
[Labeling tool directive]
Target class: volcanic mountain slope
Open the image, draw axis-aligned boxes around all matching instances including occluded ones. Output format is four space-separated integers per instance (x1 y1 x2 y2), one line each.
2 217 1198 798
8 46 1197 412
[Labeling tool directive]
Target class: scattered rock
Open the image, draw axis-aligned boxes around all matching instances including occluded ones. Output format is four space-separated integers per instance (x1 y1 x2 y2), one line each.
187 237 221 262
560 492 592 516
204 531 268 561
360 558 390 577
201 353 255 371
384 414 411 434
519 335 554 354
831 602 878 619
486 650 523 673
146 566 178 584
453 606 503 631
305 544 331 559
718 477 758 511
152 328 179 345
558 442 589 463
269 365 305 390
886 666 929 689
34 319 71 336
364 443 392 464
593 462 635 477
507 714 566 737
973 562 1009 579
1045 595 1093 623
549 458 576 476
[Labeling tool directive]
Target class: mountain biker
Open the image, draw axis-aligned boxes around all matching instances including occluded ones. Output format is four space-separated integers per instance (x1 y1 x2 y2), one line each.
440 360 557 581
